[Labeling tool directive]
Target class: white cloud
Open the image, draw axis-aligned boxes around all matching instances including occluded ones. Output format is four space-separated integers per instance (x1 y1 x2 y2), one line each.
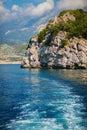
0 6 10 22
5 27 31 36
5 30 15 35
35 24 46 33
20 27 30 31
0 0 3 6
0 0 54 23
0 0 87 24
31 0 54 16
12 5 20 11
58 0 87 10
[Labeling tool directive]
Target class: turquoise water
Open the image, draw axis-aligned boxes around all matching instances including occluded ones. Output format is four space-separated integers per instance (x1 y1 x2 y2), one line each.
0 64 87 130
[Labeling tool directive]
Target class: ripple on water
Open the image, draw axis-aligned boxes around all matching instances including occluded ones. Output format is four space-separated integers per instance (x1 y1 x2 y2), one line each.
0 65 87 130
6 85 86 130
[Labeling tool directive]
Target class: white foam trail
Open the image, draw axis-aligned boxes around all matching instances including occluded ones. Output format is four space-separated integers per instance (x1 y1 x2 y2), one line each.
6 76 86 130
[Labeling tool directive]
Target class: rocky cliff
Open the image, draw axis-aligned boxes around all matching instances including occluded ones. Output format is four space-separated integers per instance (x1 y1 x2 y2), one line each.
21 9 87 69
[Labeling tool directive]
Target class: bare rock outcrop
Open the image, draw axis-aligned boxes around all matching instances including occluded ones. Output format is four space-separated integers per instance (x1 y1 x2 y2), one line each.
21 35 87 69
21 10 87 69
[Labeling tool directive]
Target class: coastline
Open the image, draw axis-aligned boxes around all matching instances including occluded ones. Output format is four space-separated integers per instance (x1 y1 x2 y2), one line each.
0 60 21 64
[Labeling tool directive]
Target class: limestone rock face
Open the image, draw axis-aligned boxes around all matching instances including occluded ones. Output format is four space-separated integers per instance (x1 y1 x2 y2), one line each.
21 36 87 69
21 10 87 69
21 37 40 68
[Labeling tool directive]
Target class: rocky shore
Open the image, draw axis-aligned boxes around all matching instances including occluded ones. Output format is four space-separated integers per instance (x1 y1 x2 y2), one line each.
21 10 87 69
0 61 21 64
21 35 87 69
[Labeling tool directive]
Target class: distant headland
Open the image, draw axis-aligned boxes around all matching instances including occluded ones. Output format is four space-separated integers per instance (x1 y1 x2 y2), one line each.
0 44 27 64
21 9 87 69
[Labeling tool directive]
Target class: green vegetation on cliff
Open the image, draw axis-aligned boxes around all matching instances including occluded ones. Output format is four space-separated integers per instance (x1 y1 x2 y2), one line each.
61 9 87 39
38 28 48 43
37 9 87 45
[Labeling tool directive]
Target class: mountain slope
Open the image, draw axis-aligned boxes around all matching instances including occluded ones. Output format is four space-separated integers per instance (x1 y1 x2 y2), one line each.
0 44 27 64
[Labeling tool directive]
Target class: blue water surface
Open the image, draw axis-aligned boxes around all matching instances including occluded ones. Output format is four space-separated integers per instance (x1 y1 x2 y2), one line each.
0 64 87 130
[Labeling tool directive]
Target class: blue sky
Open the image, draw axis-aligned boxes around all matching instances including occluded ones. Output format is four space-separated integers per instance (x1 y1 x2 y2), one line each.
0 0 87 45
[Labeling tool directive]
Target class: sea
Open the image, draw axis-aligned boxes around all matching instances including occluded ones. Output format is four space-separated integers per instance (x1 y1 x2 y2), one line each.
0 64 87 130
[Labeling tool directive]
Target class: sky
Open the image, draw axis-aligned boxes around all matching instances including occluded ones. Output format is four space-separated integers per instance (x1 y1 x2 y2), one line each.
0 0 87 45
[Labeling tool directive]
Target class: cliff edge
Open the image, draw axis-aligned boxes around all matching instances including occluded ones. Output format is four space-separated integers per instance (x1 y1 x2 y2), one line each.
21 9 87 69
